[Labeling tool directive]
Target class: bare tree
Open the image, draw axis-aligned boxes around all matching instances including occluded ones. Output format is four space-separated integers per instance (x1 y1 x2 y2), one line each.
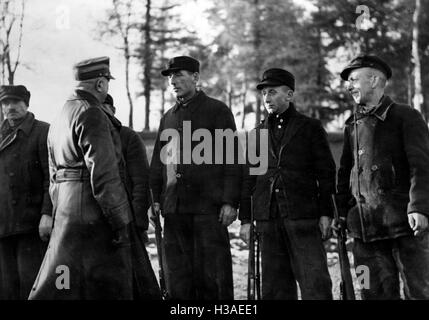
142 0 152 131
412 0 424 119
109 0 135 128
0 0 25 122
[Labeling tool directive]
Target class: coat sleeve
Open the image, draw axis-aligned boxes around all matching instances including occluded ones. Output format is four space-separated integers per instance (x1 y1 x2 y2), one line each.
310 120 336 218
215 104 243 209
125 130 150 231
149 116 165 204
402 108 429 216
38 124 53 216
336 125 355 218
75 107 132 230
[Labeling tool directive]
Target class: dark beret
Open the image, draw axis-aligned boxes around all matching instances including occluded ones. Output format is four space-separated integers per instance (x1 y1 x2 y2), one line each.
104 94 114 106
74 56 115 81
256 68 295 91
161 56 200 76
340 54 392 80
0 85 31 106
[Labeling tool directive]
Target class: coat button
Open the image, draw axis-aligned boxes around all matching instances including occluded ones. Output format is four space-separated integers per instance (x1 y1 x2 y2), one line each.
358 149 365 156
371 165 379 171
9 172 15 177
176 173 182 178
378 188 385 195
275 189 280 193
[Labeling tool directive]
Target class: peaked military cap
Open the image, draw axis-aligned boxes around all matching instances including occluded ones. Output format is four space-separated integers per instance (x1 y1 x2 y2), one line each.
0 85 31 106
341 54 392 80
161 56 200 76
74 56 115 81
256 68 295 91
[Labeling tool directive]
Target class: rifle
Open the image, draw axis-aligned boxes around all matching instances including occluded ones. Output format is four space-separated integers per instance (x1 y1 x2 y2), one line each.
149 189 169 300
247 196 261 300
332 194 355 300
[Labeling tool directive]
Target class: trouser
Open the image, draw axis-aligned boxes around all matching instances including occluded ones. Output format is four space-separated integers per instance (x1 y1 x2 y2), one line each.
353 233 429 300
164 213 233 300
0 232 47 300
258 216 332 300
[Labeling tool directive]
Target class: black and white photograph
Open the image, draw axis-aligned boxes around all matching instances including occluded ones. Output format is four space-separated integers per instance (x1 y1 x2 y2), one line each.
1 0 429 316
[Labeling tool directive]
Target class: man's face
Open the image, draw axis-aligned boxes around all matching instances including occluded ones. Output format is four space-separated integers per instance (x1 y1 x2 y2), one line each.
1 98 28 121
261 85 292 114
346 68 374 105
168 70 197 99
100 77 110 99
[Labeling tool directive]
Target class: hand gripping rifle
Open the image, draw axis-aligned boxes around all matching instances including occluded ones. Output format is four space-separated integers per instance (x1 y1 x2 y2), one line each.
149 189 169 300
332 194 355 300
247 196 261 300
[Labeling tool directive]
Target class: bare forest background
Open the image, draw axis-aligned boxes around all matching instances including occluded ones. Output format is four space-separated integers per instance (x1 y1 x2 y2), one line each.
1 0 428 131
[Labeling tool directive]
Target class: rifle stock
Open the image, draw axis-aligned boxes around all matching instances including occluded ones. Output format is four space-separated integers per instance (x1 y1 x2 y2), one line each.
247 196 261 300
149 189 169 300
332 194 355 300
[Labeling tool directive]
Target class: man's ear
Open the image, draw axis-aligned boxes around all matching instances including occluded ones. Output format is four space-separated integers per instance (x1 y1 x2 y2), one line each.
287 90 294 101
370 75 379 89
95 78 105 92
193 72 200 84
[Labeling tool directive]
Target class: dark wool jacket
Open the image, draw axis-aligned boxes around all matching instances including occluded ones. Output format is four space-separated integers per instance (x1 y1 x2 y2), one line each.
150 90 242 215
240 104 336 222
337 95 429 242
120 126 150 231
0 112 52 238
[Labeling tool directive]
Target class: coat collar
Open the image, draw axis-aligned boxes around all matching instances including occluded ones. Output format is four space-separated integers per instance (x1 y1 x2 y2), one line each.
0 112 35 152
172 90 206 114
346 95 394 125
260 103 306 160
72 88 102 106
0 111 34 137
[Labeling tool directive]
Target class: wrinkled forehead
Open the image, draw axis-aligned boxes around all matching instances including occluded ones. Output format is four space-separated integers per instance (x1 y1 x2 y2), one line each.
347 67 373 80
261 85 291 92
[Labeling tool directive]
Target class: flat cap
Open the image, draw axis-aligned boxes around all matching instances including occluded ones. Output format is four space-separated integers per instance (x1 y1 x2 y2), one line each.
341 54 392 80
256 68 295 91
161 56 200 76
74 56 115 81
0 85 31 105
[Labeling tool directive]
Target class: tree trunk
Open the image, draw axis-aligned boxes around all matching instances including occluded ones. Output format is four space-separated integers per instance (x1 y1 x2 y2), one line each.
253 0 262 127
412 0 424 119
124 44 134 129
143 0 152 131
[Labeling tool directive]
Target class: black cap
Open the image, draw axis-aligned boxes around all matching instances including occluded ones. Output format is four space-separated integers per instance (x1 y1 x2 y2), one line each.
0 85 31 106
74 56 115 81
256 68 295 91
161 56 200 76
104 94 114 106
341 54 392 80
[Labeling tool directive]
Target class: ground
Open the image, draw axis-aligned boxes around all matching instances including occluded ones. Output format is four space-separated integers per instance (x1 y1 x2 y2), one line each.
145 219 362 300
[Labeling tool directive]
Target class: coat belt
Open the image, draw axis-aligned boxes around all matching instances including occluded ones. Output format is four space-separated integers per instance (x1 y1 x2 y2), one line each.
54 168 90 182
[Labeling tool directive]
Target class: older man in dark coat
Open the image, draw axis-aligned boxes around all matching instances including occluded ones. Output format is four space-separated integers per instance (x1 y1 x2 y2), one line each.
150 56 242 300
240 68 335 300
29 57 159 300
336 54 429 299
0 85 52 299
